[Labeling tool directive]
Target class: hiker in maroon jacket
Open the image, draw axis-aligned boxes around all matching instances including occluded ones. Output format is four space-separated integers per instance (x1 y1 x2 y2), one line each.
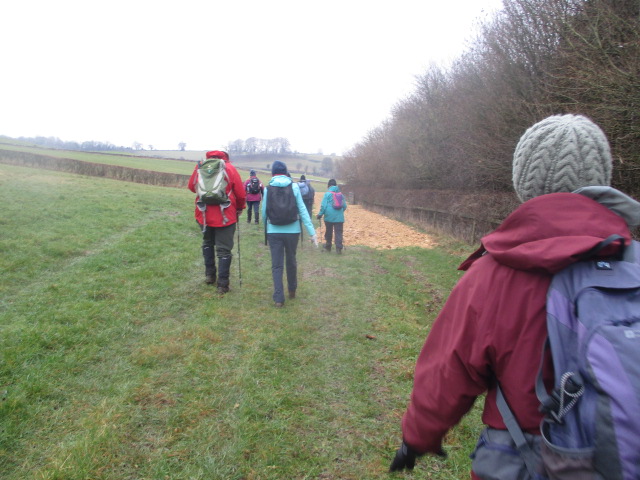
243 169 264 225
389 114 640 477
188 150 246 293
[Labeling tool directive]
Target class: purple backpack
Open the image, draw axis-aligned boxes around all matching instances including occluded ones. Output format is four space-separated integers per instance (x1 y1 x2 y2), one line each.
537 236 640 479
495 236 640 479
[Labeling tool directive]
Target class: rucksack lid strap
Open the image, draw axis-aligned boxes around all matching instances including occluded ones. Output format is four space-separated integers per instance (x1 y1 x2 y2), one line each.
578 234 625 261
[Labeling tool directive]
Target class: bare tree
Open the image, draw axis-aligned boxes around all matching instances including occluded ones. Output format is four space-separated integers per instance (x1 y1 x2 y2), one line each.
343 0 640 199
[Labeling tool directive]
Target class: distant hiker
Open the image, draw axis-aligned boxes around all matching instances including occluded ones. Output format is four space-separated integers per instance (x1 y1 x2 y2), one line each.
389 114 640 478
244 169 264 224
188 150 246 293
297 174 315 218
262 160 318 308
316 179 347 254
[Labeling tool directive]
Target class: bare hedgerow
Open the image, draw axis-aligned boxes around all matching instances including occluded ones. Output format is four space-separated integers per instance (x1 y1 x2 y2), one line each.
344 0 640 201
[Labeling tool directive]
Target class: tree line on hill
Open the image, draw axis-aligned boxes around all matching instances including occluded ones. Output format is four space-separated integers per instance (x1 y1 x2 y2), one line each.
9 136 134 152
226 137 292 155
338 0 640 200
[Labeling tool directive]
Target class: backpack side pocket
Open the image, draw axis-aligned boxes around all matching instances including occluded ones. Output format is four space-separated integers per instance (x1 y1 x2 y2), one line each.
470 428 544 480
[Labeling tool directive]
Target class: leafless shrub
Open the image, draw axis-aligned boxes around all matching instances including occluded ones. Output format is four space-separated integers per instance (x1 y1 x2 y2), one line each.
344 0 640 203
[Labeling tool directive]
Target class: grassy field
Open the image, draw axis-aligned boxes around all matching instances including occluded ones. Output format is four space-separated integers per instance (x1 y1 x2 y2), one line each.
0 163 482 479
0 143 332 193
0 143 195 176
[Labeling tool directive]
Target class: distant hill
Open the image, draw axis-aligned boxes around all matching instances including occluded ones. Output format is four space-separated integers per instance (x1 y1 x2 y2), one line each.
0 135 341 179
133 150 341 178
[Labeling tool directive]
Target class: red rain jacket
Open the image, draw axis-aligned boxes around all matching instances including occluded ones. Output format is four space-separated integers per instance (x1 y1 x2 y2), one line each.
401 193 632 459
188 157 246 227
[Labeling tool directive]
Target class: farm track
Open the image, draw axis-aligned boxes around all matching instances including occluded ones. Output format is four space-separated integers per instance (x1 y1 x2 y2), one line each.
313 193 437 250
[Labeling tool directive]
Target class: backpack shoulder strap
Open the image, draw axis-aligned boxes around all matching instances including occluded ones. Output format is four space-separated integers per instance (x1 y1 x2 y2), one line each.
496 385 541 477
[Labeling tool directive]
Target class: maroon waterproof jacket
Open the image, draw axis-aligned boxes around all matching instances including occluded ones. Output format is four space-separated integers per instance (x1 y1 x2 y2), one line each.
244 176 264 202
401 193 632 457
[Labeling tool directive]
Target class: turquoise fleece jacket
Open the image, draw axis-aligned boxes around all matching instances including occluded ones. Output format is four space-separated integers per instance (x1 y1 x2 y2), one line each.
317 185 347 223
262 175 316 236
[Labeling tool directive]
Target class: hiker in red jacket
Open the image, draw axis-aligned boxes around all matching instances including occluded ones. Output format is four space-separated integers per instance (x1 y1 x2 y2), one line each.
188 150 246 293
389 115 640 477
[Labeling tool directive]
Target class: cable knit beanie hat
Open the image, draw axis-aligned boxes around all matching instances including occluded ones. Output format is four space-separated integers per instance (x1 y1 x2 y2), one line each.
512 114 612 202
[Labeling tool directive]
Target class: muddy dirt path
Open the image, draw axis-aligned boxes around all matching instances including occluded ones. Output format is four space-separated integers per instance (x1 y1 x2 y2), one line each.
313 193 437 250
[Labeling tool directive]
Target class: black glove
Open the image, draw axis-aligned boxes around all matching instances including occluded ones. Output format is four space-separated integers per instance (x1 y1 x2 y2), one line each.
316 214 322 219
389 442 418 472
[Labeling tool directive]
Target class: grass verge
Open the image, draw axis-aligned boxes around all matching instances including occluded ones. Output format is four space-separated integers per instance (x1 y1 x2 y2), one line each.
0 163 481 479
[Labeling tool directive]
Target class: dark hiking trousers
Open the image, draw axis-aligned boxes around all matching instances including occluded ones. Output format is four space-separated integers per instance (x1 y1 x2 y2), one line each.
201 222 236 258
267 233 299 304
246 201 260 223
198 223 236 286
323 221 344 251
303 200 313 218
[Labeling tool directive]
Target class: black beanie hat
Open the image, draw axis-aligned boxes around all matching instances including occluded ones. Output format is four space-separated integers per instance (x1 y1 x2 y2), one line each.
271 161 288 175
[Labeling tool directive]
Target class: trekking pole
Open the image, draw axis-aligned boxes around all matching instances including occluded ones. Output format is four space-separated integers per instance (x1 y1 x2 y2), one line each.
237 217 242 287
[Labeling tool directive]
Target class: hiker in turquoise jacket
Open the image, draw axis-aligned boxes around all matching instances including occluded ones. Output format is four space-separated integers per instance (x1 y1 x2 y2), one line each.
316 179 347 253
262 161 318 307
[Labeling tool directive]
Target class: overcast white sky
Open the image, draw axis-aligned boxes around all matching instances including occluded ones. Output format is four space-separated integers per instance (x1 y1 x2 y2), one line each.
1 0 503 155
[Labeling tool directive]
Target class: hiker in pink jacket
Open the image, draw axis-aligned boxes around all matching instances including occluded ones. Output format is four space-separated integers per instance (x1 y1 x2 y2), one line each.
389 115 640 477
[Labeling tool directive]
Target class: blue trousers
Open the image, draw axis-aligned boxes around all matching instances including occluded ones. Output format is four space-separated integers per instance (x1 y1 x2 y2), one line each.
267 233 299 303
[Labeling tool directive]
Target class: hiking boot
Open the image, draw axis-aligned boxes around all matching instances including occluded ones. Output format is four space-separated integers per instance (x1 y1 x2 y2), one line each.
205 274 217 285
336 248 342 255
274 302 284 308
323 244 331 252
217 285 230 294
289 290 296 299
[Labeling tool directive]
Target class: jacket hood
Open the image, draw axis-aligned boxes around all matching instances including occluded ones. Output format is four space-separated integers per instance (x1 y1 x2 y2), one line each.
460 191 634 274
206 150 229 161
328 185 340 192
269 175 293 187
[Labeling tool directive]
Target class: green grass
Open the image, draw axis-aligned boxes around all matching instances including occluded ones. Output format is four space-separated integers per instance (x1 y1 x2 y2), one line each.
0 163 481 479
